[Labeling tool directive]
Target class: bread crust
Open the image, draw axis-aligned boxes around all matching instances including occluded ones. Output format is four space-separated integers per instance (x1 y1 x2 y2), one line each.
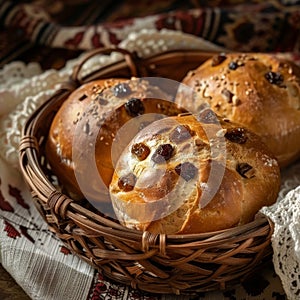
177 53 300 168
46 77 185 205
109 112 281 234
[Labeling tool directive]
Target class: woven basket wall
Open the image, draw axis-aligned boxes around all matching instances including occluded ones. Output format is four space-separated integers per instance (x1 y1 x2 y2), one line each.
19 48 274 295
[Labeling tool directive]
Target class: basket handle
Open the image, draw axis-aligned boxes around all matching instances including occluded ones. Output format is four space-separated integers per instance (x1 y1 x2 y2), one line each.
71 47 141 85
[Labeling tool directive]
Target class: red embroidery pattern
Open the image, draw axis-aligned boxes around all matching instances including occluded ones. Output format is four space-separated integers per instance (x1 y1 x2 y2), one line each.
89 272 160 300
90 273 109 300
0 176 70 255
64 31 85 49
4 220 21 239
91 32 104 48
60 246 71 255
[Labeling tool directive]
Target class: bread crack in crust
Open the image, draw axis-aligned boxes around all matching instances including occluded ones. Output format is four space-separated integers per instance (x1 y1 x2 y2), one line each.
109 113 280 234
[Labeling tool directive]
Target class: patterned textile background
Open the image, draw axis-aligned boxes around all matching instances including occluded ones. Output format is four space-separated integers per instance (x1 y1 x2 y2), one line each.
1 0 300 69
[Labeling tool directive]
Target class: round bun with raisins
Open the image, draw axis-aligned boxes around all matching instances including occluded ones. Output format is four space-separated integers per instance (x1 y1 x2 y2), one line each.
177 53 300 168
46 77 185 205
109 110 280 234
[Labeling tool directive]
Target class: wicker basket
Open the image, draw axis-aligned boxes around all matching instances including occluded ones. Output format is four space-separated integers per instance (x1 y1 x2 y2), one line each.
19 48 274 295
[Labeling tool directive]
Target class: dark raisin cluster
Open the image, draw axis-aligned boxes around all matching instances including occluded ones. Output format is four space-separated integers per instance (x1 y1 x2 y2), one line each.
151 144 174 164
118 173 137 192
264 72 284 86
224 128 247 144
131 143 150 161
228 61 238 70
125 98 145 117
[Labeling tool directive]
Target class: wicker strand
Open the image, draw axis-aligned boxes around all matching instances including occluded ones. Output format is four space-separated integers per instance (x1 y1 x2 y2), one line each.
142 231 151 253
142 232 167 257
130 279 138 290
142 231 158 253
19 135 39 153
47 190 73 219
58 79 79 92
159 234 167 257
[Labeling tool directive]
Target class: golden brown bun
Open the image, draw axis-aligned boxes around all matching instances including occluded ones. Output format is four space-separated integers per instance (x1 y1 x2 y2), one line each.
109 111 281 234
46 77 185 205
177 53 300 168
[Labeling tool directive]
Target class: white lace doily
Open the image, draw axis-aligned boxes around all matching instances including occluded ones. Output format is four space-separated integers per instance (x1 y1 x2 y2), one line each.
0 28 299 300
261 162 300 300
